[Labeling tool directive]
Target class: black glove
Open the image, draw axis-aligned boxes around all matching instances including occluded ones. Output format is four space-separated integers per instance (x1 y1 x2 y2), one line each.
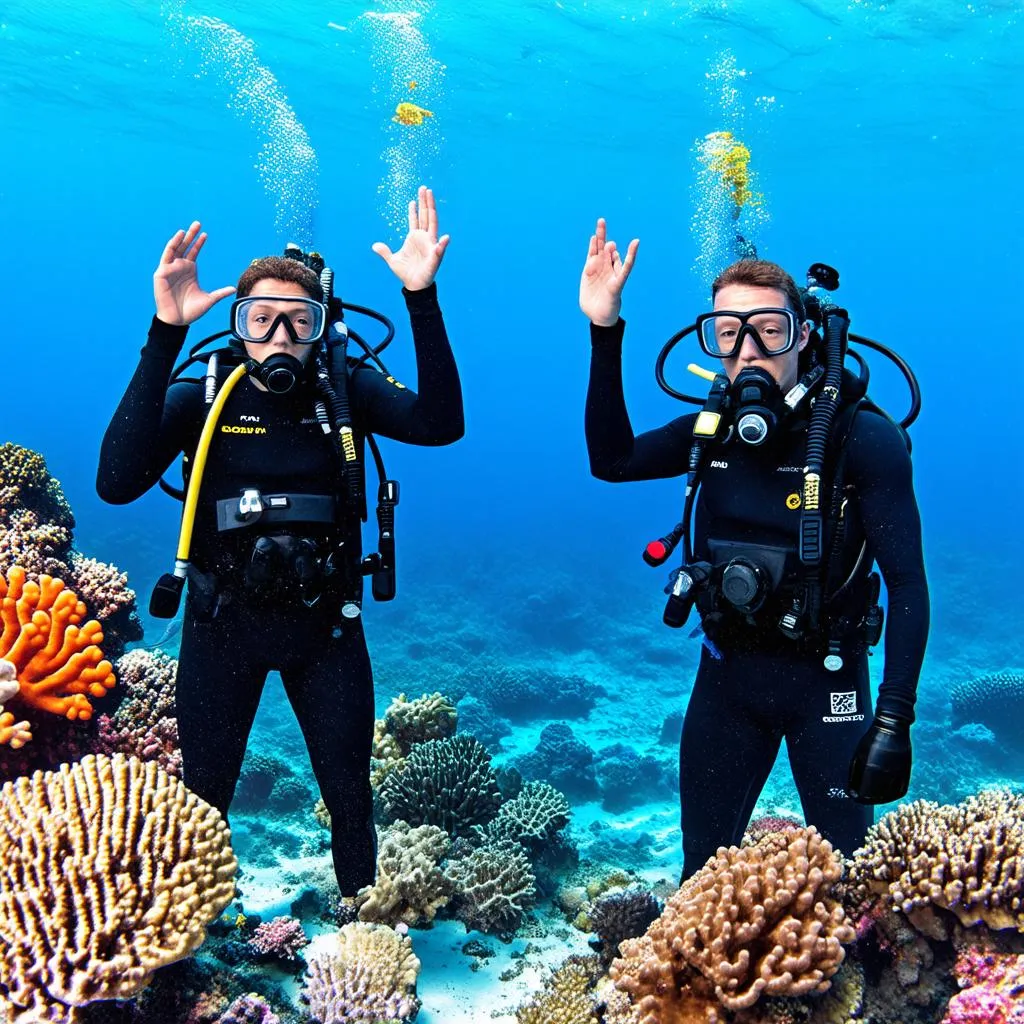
846 712 912 804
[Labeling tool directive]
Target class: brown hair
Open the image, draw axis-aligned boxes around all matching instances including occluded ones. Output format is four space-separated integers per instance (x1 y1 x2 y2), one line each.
711 260 805 321
236 256 323 301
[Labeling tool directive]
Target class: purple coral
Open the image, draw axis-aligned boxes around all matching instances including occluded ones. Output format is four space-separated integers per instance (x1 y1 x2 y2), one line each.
215 993 281 1024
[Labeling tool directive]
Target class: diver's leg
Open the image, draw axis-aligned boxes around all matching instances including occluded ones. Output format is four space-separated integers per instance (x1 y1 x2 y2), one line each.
679 647 784 880
174 599 269 818
279 614 376 896
786 653 873 858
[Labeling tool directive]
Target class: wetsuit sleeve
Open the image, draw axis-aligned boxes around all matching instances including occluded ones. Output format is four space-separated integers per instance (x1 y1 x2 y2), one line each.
585 320 695 481
845 411 930 723
349 283 464 445
96 317 201 504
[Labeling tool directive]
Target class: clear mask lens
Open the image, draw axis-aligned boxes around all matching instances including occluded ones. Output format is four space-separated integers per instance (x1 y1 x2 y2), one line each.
232 296 326 344
698 308 797 358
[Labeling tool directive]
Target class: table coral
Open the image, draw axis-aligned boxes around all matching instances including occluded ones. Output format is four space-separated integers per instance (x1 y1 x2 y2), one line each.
0 753 237 1021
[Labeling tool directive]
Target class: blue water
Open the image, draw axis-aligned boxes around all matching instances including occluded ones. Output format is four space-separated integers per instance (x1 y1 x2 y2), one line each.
2 0 1023 1019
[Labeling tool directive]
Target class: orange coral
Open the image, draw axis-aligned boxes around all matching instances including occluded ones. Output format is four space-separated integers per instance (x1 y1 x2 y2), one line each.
0 566 115 721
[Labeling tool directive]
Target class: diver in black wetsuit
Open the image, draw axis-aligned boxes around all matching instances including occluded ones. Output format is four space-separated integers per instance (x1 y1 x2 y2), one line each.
97 187 463 895
579 218 928 879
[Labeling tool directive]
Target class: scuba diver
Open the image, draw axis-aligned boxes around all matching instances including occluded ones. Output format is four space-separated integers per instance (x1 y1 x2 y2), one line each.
580 218 928 879
97 186 464 896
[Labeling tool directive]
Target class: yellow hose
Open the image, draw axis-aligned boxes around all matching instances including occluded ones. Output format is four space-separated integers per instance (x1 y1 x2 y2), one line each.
175 363 249 562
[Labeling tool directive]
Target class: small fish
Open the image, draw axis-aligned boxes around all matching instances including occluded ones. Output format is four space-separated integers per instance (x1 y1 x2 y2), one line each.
407 80 418 89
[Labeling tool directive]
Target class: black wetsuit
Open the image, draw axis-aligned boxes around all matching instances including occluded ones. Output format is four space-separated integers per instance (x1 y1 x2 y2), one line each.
97 284 463 894
585 319 928 876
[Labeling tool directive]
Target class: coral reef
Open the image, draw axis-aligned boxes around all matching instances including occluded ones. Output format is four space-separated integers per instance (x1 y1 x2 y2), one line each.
248 917 309 963
515 722 600 801
610 828 854 1019
383 691 457 755
517 956 601 1024
215 993 282 1024
850 790 1024 937
590 887 664 966
95 648 180 775
447 839 537 936
0 442 74 531
481 780 571 852
302 922 420 1023
356 821 454 927
595 743 673 812
0 753 237 1021
0 565 116 722
0 445 141 657
378 734 502 837
950 671 1024 741
942 945 1024 1023
455 694 511 750
460 663 604 722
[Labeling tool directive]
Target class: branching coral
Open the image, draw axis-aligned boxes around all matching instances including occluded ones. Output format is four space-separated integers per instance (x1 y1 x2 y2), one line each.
447 839 537 936
302 922 420 1023
0 566 115 723
610 828 854 1021
378 735 501 837
517 957 601 1024
0 659 31 749
481 780 571 852
383 691 457 755
850 790 1024 937
356 821 453 927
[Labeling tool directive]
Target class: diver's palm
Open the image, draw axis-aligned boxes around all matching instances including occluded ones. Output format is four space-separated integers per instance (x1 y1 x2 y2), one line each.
155 261 223 324
386 231 442 291
153 222 236 326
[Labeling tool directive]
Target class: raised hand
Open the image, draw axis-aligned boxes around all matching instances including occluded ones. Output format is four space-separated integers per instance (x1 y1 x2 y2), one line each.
153 221 236 326
579 217 639 327
372 185 450 291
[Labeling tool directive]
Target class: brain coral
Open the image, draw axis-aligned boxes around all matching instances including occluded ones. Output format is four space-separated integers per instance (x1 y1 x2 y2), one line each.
0 753 236 1022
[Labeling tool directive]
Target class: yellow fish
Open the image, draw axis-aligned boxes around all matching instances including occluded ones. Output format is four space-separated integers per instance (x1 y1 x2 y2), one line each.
408 80 418 89
393 102 433 126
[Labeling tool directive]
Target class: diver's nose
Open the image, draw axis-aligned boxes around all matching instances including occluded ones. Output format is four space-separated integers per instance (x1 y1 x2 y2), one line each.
269 319 292 345
736 331 762 363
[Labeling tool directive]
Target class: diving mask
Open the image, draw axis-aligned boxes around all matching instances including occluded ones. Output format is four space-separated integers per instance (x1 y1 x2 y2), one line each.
231 295 328 345
696 307 801 359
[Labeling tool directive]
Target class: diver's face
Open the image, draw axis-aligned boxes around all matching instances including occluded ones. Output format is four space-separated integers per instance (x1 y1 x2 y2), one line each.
242 278 316 366
714 284 809 393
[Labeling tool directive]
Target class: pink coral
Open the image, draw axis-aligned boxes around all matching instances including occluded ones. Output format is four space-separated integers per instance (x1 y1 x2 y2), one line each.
941 948 1024 1024
96 714 181 776
215 992 281 1023
67 555 137 622
248 916 309 962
